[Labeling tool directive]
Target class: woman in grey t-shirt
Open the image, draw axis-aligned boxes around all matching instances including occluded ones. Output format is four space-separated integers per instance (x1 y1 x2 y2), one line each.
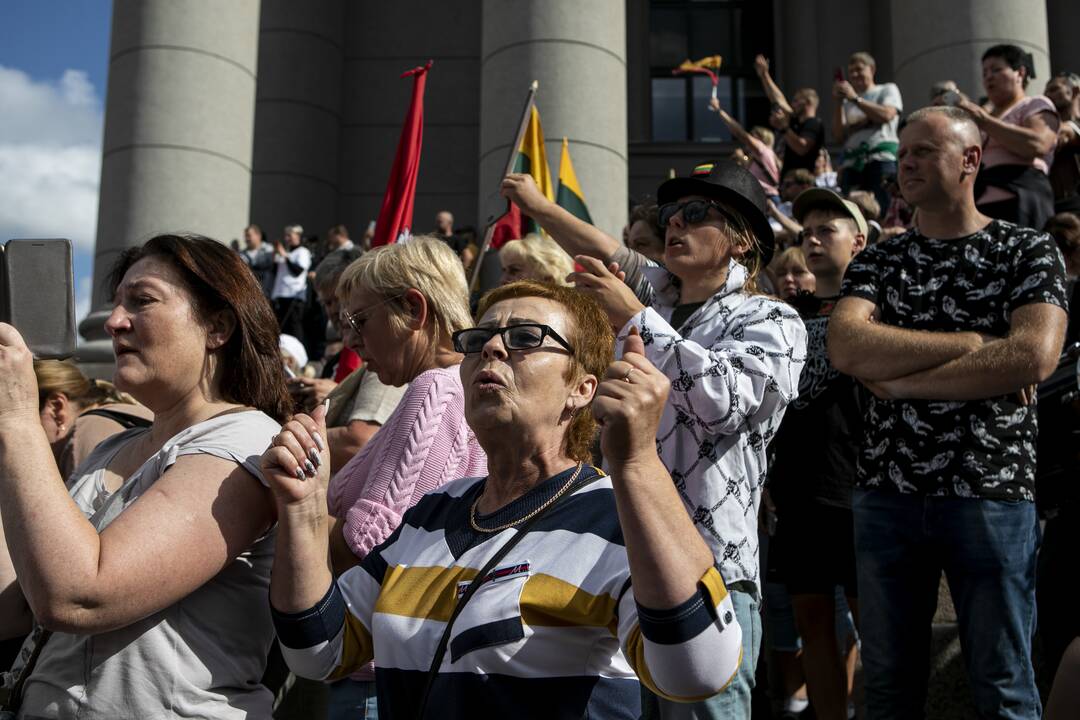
0 234 292 719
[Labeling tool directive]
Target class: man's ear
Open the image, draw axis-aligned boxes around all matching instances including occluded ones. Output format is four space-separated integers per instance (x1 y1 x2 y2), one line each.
961 145 982 176
206 309 238 350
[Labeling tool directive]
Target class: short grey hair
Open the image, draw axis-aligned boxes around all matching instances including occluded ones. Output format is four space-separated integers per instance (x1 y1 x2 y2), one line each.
338 235 473 341
314 247 362 291
284 224 304 237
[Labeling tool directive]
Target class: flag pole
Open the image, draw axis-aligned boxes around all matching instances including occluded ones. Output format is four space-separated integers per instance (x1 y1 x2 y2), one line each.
469 80 540 292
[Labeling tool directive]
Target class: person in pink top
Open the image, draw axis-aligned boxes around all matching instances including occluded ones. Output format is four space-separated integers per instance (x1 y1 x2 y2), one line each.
709 96 782 200
324 236 487 719
958 44 1060 229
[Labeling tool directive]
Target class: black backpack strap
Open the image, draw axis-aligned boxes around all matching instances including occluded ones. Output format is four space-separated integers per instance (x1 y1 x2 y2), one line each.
414 469 603 719
80 407 152 430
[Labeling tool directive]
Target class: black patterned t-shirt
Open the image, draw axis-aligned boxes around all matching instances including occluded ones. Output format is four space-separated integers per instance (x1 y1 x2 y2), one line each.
840 220 1069 500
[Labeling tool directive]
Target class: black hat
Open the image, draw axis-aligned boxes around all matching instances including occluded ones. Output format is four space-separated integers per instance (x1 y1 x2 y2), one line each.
657 160 775 266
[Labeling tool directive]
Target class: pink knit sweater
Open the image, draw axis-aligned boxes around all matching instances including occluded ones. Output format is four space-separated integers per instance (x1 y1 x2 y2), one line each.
327 364 487 561
325 365 486 683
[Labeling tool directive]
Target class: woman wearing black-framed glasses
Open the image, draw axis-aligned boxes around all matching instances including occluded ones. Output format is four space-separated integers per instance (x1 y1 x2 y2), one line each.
262 280 744 718
499 161 807 719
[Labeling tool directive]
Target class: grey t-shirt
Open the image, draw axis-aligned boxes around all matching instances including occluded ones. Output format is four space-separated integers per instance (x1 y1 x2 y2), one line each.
17 410 281 720
841 82 903 166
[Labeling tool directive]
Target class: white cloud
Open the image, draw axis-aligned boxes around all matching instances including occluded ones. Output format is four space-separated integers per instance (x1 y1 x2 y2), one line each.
0 65 104 325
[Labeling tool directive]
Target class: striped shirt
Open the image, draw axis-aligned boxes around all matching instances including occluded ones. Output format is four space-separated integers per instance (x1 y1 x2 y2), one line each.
273 466 742 718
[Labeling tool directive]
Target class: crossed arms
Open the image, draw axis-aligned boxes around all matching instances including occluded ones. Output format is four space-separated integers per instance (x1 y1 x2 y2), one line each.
828 296 1066 401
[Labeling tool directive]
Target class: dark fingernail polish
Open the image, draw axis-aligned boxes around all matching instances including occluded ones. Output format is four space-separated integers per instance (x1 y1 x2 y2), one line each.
295 467 307 482
309 447 321 467
304 460 316 476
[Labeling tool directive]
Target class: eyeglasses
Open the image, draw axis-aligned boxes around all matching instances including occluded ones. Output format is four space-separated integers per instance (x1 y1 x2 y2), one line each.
452 324 575 355
658 199 741 228
341 294 405 334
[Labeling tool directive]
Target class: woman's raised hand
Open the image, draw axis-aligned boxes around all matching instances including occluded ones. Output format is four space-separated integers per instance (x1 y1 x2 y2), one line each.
568 255 645 331
0 323 41 424
593 327 670 467
262 400 331 505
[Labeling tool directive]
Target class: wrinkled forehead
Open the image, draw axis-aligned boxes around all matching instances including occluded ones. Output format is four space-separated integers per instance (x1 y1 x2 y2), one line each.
479 296 574 335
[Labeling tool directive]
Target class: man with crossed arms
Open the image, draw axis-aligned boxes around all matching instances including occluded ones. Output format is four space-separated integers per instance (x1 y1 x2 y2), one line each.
829 106 1068 719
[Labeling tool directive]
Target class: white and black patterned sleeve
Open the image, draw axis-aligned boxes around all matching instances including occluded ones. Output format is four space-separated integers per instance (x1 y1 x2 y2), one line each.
619 301 806 436
1009 229 1070 311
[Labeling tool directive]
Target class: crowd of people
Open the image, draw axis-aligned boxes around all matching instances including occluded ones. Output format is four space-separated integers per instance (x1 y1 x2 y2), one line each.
0 42 1078 720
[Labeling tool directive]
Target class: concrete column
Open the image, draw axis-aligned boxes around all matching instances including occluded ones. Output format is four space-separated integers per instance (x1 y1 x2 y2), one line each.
891 0 1051 105
478 0 627 242
339 2 482 239
249 0 345 244
1047 0 1080 77
80 0 260 357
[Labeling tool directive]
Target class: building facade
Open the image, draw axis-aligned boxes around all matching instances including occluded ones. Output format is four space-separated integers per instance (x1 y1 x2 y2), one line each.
80 0 1077 356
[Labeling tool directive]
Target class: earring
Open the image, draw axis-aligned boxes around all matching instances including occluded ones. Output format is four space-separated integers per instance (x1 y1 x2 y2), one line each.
58 423 66 433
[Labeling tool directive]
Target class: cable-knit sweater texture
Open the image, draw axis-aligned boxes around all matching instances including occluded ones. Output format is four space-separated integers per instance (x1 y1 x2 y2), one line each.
328 365 487 559
325 365 486 682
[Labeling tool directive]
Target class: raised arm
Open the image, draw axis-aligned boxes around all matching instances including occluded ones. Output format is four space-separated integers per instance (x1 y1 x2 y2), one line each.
501 173 621 260
265 405 378 682
961 98 1059 162
594 328 742 698
709 98 757 153
0 325 277 635
827 296 987 381
754 54 794 115
867 302 1066 401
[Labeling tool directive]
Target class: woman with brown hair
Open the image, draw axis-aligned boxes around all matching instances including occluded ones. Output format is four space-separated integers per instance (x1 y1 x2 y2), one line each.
0 234 291 718
35 360 153 482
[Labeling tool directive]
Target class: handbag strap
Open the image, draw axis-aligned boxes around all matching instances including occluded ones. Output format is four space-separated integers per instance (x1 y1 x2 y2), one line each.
0 628 53 712
414 469 602 719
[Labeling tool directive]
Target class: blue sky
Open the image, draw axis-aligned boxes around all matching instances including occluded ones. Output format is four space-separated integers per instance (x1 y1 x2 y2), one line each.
0 1 112 332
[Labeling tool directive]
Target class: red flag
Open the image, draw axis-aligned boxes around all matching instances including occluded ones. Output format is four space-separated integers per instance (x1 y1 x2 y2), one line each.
372 60 432 247
489 201 523 250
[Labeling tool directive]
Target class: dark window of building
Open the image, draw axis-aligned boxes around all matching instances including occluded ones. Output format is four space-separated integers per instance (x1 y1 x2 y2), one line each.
648 0 774 143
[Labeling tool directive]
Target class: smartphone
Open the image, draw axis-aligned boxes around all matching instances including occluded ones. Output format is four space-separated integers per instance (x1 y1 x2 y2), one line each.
833 66 845 82
941 90 961 107
1 239 76 359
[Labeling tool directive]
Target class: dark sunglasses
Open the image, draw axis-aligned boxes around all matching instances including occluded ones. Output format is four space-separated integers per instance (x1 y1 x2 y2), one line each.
658 199 741 228
452 323 575 355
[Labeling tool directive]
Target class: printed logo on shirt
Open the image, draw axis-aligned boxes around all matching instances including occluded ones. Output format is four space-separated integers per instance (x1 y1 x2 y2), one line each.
456 562 532 598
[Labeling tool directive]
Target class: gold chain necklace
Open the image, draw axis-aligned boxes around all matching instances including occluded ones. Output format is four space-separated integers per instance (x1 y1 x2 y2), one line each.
469 462 584 534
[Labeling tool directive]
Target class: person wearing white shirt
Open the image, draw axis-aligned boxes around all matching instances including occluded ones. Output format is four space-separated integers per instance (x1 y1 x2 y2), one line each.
272 224 312 344
501 161 807 720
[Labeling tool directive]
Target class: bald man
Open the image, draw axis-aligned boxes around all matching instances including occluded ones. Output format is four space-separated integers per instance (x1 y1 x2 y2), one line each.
828 107 1068 719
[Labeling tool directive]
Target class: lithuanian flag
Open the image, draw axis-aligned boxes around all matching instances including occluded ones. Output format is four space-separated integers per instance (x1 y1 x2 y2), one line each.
511 106 554 235
555 137 592 223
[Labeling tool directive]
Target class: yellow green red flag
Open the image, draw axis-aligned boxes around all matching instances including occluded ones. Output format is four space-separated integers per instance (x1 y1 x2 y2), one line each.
513 106 554 200
556 137 592 224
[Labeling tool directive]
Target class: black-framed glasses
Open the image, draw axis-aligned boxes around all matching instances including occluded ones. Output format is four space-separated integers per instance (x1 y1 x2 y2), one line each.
341 293 405 334
452 324 575 355
658 199 741 228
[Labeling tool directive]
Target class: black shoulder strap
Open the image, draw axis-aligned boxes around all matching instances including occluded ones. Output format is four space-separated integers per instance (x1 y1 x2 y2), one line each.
414 469 603 719
80 407 152 430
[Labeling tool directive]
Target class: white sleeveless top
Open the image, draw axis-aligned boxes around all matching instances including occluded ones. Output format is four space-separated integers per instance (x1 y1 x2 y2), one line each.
17 410 281 720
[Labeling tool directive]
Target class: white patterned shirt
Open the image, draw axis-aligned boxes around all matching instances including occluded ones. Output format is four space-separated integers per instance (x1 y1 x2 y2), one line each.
615 259 807 593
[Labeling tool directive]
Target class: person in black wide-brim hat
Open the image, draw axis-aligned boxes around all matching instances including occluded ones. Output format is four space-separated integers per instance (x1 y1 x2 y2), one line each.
500 161 808 719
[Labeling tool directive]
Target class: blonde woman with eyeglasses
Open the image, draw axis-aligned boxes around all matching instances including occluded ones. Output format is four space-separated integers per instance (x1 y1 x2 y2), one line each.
316 235 487 719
